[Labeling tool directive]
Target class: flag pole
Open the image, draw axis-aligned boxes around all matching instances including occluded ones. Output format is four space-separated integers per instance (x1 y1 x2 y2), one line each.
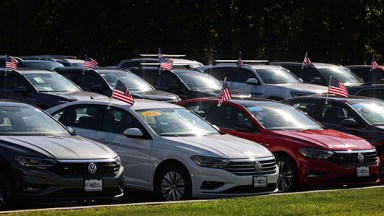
301 52 307 69
325 76 332 104
108 79 118 109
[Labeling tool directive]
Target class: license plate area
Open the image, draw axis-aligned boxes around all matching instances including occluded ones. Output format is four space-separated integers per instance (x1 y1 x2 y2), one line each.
84 179 103 191
253 176 267 187
357 166 370 177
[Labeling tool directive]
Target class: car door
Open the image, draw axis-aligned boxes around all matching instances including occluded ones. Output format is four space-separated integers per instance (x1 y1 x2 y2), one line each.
96 106 153 188
0 72 37 105
319 102 370 140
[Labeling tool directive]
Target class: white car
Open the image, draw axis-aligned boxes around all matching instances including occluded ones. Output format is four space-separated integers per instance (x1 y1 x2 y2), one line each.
46 99 278 201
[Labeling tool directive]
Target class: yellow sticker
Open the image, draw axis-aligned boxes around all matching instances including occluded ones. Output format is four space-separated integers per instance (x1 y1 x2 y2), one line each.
141 111 161 117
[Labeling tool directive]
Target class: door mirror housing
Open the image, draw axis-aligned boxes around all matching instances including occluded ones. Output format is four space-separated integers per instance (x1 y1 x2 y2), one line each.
246 78 259 85
311 77 323 85
341 118 359 128
123 128 144 138
66 126 76 134
234 123 255 133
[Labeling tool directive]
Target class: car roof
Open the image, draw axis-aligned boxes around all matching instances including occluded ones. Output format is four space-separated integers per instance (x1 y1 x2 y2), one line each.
271 61 344 69
0 99 36 107
181 97 277 105
284 95 381 103
0 68 57 74
54 67 129 73
51 98 184 111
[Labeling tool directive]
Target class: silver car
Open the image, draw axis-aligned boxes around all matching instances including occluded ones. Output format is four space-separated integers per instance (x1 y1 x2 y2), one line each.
46 99 279 201
201 63 328 100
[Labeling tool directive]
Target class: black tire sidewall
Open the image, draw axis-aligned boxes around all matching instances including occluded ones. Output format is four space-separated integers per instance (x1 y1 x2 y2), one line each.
276 155 298 192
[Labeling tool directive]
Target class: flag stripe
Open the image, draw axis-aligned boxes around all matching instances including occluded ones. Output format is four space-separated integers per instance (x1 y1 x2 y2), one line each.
84 56 98 69
218 78 232 106
111 80 135 105
328 77 348 98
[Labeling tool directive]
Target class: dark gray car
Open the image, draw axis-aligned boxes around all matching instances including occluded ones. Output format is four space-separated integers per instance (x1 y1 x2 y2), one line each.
0 68 108 109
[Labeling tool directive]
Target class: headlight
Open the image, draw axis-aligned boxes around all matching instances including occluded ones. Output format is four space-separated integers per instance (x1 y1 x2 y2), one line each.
14 156 57 169
190 155 229 168
298 148 334 159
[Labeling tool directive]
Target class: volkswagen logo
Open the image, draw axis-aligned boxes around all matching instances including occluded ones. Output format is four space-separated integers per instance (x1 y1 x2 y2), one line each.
357 153 365 163
255 161 262 172
88 162 97 174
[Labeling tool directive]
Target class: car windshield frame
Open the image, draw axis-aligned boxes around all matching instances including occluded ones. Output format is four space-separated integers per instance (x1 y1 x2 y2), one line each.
24 73 82 92
349 100 384 126
136 108 219 136
0 106 70 135
246 103 323 130
256 68 301 84
176 72 223 91
100 72 154 92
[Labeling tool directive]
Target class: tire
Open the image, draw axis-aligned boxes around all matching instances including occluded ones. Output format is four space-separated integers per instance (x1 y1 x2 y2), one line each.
276 155 298 192
0 166 12 210
155 164 192 201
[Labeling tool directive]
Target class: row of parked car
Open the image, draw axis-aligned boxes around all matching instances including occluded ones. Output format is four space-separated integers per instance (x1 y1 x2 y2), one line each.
0 54 383 210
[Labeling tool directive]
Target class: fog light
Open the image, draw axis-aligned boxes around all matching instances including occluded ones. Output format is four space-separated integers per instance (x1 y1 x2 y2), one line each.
307 174 322 178
23 186 42 193
201 181 225 190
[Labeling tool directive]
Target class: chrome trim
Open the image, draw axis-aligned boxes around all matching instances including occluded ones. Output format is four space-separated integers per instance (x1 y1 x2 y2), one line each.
334 150 376 154
57 158 117 163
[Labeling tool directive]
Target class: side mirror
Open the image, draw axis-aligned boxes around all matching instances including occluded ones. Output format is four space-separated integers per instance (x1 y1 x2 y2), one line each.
234 123 255 133
311 77 323 85
90 84 103 92
123 128 144 138
14 86 27 93
66 126 76 134
195 111 206 119
212 125 220 131
341 118 359 128
246 78 259 85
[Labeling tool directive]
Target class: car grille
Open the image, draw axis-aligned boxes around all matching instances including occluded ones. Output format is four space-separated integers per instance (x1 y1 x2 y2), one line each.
224 157 277 176
50 159 120 177
330 150 377 165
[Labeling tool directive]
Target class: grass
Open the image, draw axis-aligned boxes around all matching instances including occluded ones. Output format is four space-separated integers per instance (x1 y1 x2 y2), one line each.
3 187 384 216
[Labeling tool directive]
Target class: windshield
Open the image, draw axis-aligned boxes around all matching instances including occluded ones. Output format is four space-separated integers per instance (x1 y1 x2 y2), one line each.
256 69 301 84
100 72 153 91
246 103 323 130
24 73 81 92
350 101 384 126
176 72 223 90
136 108 219 136
318 67 363 84
23 61 65 70
0 106 69 135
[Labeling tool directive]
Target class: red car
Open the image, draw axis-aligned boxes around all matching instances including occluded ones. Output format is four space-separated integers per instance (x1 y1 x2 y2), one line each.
178 98 380 192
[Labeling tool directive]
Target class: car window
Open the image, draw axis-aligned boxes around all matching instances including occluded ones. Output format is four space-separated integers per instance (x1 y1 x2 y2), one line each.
295 67 324 84
354 89 384 100
176 72 222 90
0 106 68 135
0 74 27 90
136 108 219 136
318 67 363 84
55 105 100 130
157 73 180 88
247 103 322 130
100 72 153 91
83 73 103 89
321 104 351 124
24 73 81 92
205 67 231 80
102 107 146 135
350 101 384 126
256 68 300 84
212 105 252 130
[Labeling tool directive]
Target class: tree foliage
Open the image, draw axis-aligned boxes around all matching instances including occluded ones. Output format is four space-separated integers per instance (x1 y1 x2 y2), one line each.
0 0 383 65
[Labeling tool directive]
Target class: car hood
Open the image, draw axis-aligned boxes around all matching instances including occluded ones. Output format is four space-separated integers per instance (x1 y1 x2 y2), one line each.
44 91 108 100
0 135 117 159
131 90 180 102
271 129 374 151
163 134 272 159
273 83 328 93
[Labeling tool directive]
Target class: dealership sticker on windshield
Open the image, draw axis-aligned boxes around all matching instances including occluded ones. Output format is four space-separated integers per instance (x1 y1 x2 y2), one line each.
253 176 267 187
85 179 103 191
141 111 161 117
248 106 263 112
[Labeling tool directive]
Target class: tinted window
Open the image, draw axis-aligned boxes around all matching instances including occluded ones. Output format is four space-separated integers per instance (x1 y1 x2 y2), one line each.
256 68 300 84
318 67 363 84
56 105 100 130
354 89 384 100
0 74 27 90
103 107 145 134
211 105 252 129
176 72 222 90
206 67 233 80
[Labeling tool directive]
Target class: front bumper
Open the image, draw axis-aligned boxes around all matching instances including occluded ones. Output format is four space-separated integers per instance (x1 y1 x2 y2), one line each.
14 165 124 201
189 163 279 198
298 157 380 187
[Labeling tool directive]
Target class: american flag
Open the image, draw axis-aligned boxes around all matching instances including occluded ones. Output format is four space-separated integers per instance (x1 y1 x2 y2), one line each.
112 79 135 105
5 55 18 70
370 55 384 71
158 48 163 59
160 57 173 70
84 55 98 69
328 76 348 98
301 52 312 69
218 77 232 106
237 51 244 68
